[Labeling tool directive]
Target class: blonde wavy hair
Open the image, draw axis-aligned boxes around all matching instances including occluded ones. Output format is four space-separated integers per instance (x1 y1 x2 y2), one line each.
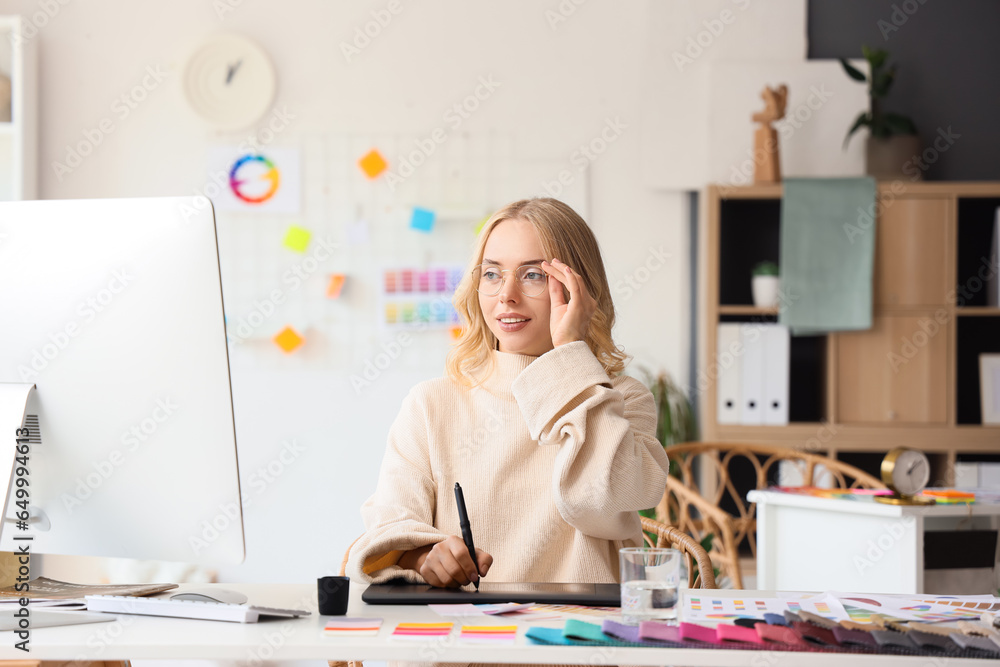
446 198 626 386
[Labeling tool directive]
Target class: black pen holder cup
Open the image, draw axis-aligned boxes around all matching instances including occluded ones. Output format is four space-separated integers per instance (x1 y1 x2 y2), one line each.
317 575 350 615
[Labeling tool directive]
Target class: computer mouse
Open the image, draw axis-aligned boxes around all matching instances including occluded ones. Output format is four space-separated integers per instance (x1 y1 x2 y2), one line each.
170 588 248 605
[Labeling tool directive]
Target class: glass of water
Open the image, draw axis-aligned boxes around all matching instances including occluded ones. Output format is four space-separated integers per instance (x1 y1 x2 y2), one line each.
619 547 683 625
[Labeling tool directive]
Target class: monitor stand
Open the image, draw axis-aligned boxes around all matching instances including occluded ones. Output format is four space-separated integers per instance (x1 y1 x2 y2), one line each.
0 383 36 541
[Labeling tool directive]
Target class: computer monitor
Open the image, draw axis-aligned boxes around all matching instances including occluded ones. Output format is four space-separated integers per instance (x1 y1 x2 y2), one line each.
0 197 245 565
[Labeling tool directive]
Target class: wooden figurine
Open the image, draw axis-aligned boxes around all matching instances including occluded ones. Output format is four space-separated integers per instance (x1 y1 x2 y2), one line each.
751 84 788 183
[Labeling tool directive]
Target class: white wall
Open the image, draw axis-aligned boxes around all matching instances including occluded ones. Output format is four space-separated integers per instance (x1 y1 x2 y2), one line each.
10 0 694 584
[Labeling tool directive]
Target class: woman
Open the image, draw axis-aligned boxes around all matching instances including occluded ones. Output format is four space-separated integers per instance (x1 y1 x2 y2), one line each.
348 197 668 589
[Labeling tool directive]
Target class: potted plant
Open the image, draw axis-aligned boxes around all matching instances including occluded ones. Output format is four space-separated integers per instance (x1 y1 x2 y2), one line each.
751 261 780 308
840 45 920 180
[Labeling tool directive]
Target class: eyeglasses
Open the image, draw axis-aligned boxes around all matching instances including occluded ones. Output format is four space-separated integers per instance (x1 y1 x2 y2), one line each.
474 264 548 297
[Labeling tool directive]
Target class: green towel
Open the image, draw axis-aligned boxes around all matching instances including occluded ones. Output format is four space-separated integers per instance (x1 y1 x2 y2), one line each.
779 177 877 335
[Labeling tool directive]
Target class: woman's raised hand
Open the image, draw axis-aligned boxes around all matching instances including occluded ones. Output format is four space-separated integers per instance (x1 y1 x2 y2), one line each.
542 258 597 348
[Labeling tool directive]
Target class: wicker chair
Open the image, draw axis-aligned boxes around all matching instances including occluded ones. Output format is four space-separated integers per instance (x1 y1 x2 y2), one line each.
657 442 885 589
328 517 716 667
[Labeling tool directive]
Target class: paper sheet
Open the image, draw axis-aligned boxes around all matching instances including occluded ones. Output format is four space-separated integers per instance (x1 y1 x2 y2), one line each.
681 593 850 623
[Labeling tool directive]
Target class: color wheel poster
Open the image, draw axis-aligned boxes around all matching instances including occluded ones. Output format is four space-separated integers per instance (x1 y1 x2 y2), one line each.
206 146 302 214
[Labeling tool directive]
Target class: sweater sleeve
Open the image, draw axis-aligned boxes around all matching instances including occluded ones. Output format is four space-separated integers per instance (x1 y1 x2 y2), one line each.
346 386 447 584
511 341 669 540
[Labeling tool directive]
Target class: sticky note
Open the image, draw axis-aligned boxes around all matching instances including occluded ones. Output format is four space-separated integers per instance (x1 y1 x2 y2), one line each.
326 274 346 299
459 624 517 644
283 225 311 253
450 326 463 340
474 215 490 235
392 622 453 638
358 149 388 179
324 617 383 636
347 220 370 245
410 207 435 233
273 326 304 353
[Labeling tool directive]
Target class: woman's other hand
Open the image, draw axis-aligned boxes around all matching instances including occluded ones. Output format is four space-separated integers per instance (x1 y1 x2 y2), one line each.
398 535 493 588
542 258 597 348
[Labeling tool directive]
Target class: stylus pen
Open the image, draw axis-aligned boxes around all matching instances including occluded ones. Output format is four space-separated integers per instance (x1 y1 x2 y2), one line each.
454 482 480 590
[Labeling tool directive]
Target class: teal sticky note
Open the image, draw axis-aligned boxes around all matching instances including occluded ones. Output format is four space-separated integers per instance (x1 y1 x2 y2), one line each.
410 207 435 233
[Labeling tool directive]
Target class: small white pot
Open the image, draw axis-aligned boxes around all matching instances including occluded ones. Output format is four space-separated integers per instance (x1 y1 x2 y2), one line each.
752 275 780 308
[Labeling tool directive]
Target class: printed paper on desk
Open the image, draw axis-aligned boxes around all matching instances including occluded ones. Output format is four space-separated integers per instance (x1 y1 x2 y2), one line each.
429 604 488 618
681 593 849 623
834 593 1000 622
480 602 534 615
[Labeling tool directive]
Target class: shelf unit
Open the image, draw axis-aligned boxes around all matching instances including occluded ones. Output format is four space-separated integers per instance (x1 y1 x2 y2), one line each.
0 15 37 201
701 182 1000 484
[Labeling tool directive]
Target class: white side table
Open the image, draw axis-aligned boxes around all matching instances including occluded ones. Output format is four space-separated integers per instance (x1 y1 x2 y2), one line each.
749 489 1000 594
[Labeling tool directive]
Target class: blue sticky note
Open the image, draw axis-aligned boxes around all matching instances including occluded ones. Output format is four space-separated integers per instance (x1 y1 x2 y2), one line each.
410 207 435 233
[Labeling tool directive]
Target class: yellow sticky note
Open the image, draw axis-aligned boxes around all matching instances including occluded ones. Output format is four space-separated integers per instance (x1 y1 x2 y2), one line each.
474 215 491 235
449 326 463 340
359 149 388 179
326 273 346 299
273 326 304 353
283 226 311 253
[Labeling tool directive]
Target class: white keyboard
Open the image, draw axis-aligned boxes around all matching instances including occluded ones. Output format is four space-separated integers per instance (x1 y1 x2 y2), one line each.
85 595 310 623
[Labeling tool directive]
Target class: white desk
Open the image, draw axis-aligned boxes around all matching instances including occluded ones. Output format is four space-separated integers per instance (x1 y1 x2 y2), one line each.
750 489 1000 594
0 583 991 665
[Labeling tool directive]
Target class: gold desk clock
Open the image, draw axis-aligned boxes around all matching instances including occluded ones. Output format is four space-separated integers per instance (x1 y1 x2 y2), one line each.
875 447 936 505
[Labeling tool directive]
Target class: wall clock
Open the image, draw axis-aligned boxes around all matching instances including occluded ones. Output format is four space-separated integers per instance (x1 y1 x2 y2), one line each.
183 34 276 131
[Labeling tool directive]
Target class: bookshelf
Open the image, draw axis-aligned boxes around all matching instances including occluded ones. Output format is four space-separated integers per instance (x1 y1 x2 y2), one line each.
701 182 1000 484
0 15 37 201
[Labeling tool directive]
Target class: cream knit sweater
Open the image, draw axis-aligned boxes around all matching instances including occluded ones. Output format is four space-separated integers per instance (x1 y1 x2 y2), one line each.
348 341 670 587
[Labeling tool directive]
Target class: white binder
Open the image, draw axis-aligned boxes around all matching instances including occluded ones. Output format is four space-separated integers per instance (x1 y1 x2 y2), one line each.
740 324 765 425
716 323 742 424
762 324 790 425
